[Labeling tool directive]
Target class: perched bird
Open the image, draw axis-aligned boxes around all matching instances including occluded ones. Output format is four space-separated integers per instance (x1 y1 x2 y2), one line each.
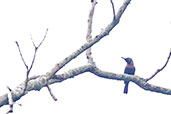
121 57 135 94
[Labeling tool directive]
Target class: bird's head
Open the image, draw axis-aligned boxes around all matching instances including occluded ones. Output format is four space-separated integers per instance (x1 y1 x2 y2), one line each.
121 57 134 65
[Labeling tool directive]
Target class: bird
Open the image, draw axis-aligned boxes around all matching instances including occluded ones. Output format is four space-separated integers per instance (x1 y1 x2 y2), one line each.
121 57 135 94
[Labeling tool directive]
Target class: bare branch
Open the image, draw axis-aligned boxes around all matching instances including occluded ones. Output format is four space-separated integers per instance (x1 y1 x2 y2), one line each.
30 28 48 49
89 66 171 95
30 33 36 48
30 28 57 101
1 64 171 108
86 0 97 64
28 28 48 75
46 0 132 80
37 28 48 48
15 28 48 94
6 86 13 114
15 41 28 70
23 48 37 94
102 0 131 36
145 49 171 82
0 65 92 107
46 84 58 101
110 0 115 20
115 0 131 21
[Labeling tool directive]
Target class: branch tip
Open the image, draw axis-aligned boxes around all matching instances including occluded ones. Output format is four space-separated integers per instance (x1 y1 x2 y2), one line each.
110 0 115 20
47 83 57 101
145 49 171 82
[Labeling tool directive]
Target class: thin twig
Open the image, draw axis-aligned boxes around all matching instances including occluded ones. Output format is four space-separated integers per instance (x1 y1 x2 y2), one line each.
15 41 28 70
37 28 48 48
30 33 36 48
145 49 171 82
46 84 57 101
6 86 22 114
110 0 115 20
6 86 13 114
30 28 48 49
28 29 48 74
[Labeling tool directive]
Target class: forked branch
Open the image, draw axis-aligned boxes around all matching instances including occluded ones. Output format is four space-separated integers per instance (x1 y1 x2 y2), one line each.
16 28 48 94
46 0 130 80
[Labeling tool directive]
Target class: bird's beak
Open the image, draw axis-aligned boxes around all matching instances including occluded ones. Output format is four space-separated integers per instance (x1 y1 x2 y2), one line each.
121 57 125 60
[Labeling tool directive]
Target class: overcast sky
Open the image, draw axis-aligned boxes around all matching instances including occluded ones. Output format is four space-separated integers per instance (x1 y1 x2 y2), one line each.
0 0 171 113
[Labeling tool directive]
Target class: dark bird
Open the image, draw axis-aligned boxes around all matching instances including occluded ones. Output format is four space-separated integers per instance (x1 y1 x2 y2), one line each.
121 57 135 94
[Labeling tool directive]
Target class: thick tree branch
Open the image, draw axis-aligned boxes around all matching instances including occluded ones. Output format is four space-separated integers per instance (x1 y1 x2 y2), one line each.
90 66 171 95
0 65 92 107
1 64 171 108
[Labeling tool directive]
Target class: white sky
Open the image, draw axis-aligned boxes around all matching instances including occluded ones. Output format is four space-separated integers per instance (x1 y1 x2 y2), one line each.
0 0 171 113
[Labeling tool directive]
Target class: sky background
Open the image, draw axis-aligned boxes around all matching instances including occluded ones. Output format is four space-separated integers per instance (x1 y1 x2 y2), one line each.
0 0 171 113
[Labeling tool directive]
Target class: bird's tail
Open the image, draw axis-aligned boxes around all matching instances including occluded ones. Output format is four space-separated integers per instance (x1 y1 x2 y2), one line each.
124 81 129 94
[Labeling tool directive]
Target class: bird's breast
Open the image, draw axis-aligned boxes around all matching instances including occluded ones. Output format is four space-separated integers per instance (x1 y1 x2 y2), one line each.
124 65 135 75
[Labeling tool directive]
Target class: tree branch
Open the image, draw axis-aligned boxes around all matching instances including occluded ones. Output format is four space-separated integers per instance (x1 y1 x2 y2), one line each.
15 41 28 70
90 66 171 95
46 0 131 80
1 64 171 108
46 84 57 101
86 0 97 64
6 86 13 114
145 49 171 82
0 64 92 107
110 0 115 20
22 28 48 94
